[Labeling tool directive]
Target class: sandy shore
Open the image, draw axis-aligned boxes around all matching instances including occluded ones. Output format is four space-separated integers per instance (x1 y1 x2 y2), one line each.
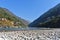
0 29 60 40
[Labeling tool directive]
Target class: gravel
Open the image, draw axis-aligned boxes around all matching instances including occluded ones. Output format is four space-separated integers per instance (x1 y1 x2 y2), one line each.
0 29 59 40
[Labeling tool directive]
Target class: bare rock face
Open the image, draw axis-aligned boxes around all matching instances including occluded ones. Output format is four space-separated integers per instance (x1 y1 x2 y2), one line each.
0 29 59 40
29 3 60 28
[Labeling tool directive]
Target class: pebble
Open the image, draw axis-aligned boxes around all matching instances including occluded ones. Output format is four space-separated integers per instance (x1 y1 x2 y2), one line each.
0 29 59 40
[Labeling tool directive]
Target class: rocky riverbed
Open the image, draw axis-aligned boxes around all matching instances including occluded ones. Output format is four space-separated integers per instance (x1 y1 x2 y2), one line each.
0 29 60 40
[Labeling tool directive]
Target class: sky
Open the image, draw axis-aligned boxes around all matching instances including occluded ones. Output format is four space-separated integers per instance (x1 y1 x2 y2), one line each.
0 0 60 22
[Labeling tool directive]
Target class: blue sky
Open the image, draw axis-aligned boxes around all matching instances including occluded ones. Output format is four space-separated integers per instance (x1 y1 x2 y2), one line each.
0 0 60 22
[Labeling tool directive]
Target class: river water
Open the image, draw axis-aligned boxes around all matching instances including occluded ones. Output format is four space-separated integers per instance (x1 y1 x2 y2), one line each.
0 27 53 31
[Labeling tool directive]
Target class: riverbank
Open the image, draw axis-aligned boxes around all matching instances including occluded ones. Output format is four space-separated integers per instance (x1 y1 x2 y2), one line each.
0 29 59 40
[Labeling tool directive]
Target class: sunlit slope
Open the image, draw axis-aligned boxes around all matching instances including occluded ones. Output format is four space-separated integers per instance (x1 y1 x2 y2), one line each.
0 7 29 28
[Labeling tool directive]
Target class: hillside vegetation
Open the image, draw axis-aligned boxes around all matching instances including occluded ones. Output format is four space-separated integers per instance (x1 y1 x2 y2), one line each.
29 3 60 28
0 7 29 28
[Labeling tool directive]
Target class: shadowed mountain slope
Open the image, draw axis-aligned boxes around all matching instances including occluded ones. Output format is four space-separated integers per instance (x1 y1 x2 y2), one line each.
29 3 60 28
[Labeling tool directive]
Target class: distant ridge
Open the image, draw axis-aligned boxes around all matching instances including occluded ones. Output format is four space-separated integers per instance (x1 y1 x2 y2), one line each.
29 3 60 28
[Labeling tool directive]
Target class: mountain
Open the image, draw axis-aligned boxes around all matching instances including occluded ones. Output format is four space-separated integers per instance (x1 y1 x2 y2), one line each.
29 3 60 28
0 7 29 28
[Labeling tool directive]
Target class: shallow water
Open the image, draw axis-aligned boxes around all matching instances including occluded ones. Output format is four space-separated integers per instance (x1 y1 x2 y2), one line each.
0 27 39 31
0 27 53 31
